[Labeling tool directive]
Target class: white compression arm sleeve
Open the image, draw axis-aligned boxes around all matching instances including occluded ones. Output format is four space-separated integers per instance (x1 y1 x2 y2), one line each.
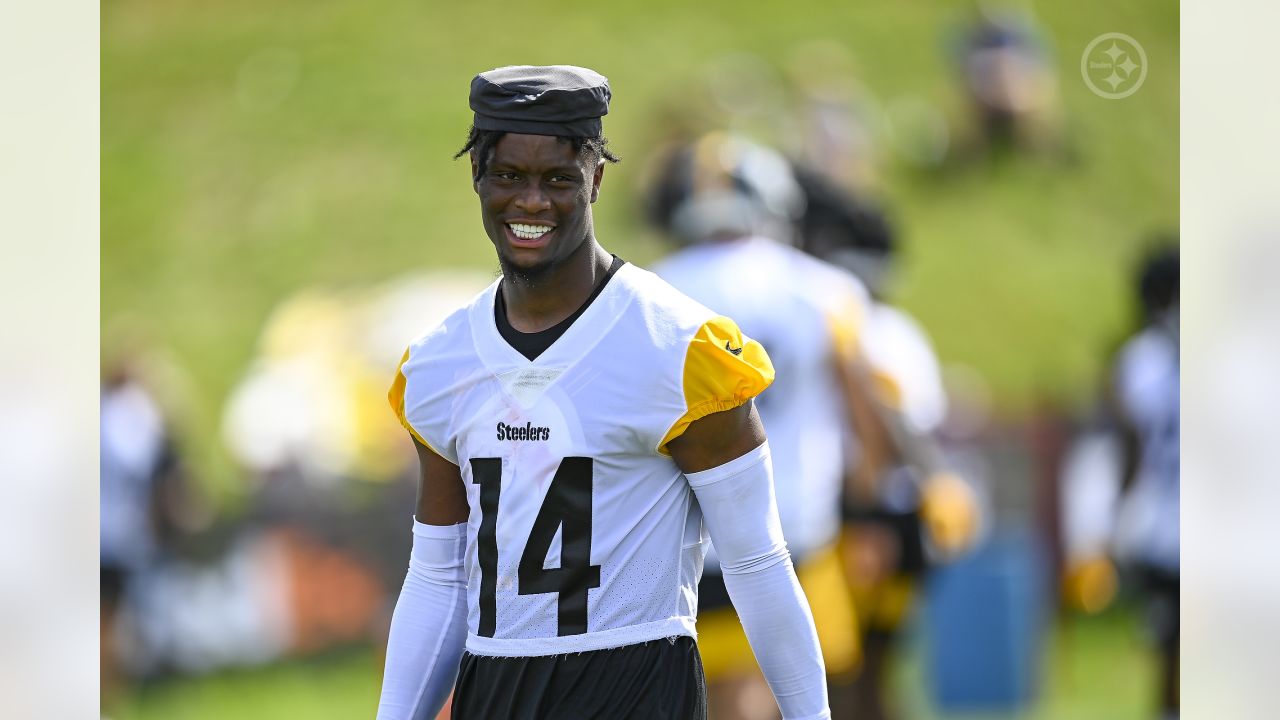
376 520 468 720
686 442 831 720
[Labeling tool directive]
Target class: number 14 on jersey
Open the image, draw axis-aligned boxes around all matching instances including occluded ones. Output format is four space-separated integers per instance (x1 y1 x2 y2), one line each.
470 457 601 637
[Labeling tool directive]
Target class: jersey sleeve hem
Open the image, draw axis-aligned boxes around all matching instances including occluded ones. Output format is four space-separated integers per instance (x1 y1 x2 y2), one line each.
658 398 755 456
388 346 444 456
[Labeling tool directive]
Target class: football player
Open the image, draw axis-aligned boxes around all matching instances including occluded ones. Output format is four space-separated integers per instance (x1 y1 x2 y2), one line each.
648 132 886 720
794 167 978 720
1111 242 1179 719
376 66 831 720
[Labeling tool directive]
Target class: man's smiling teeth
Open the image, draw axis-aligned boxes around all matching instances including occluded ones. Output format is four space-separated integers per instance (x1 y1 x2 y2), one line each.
508 223 554 240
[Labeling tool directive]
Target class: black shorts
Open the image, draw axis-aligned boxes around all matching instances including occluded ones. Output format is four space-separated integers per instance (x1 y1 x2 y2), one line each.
1137 565 1180 653
452 636 706 720
842 504 928 575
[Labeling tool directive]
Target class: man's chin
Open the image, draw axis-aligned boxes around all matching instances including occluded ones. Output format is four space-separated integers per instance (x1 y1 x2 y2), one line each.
498 254 554 285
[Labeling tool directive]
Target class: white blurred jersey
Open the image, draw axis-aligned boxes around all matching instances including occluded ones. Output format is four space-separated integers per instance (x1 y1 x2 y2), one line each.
391 263 773 656
101 381 165 570
1112 324 1180 572
655 237 869 560
863 302 947 434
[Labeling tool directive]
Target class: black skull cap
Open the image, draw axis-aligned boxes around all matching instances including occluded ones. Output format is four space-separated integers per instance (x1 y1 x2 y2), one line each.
470 65 611 137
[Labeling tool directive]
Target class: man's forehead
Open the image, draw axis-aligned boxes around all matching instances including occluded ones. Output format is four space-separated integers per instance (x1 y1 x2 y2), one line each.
495 133 572 149
489 133 584 164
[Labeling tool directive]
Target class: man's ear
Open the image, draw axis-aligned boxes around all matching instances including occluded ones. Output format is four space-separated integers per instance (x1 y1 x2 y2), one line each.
590 160 605 203
470 153 480 193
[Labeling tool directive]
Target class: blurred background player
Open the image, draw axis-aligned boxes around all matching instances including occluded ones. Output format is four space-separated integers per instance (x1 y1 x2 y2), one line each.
793 166 980 720
1055 239 1178 720
948 2 1065 161
100 360 188 704
647 132 887 720
1111 242 1179 719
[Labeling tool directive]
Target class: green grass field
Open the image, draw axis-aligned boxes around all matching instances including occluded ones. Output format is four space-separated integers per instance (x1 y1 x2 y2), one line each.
103 0 1177 500
109 606 1152 719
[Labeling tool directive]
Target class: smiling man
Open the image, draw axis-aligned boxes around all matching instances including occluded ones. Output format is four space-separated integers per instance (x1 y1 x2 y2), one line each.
376 65 831 720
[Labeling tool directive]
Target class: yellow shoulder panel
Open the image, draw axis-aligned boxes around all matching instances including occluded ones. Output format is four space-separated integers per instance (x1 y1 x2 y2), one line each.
659 316 775 453
388 347 432 449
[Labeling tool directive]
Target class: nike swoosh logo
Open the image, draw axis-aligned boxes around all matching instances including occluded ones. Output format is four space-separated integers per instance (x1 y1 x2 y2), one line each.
724 340 743 356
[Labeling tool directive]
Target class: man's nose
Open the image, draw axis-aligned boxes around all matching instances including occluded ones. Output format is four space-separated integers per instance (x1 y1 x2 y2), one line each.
512 183 551 213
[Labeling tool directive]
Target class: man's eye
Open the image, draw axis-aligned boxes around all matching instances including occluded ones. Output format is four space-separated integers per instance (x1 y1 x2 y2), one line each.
549 175 576 184
492 172 519 181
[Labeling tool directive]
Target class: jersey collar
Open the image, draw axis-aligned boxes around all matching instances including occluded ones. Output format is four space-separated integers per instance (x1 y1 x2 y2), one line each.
470 262 637 375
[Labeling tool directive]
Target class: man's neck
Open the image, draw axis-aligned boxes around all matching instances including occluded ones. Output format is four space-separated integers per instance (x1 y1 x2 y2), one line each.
501 239 612 333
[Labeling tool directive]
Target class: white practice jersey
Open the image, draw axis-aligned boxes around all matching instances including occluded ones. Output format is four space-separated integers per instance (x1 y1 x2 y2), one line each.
655 237 869 560
390 263 773 657
1112 324 1180 572
863 302 948 434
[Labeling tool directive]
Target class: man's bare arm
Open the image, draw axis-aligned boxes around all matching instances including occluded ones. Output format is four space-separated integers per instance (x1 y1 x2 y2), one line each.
831 353 898 503
414 439 469 525
835 355 980 559
666 401 764 474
